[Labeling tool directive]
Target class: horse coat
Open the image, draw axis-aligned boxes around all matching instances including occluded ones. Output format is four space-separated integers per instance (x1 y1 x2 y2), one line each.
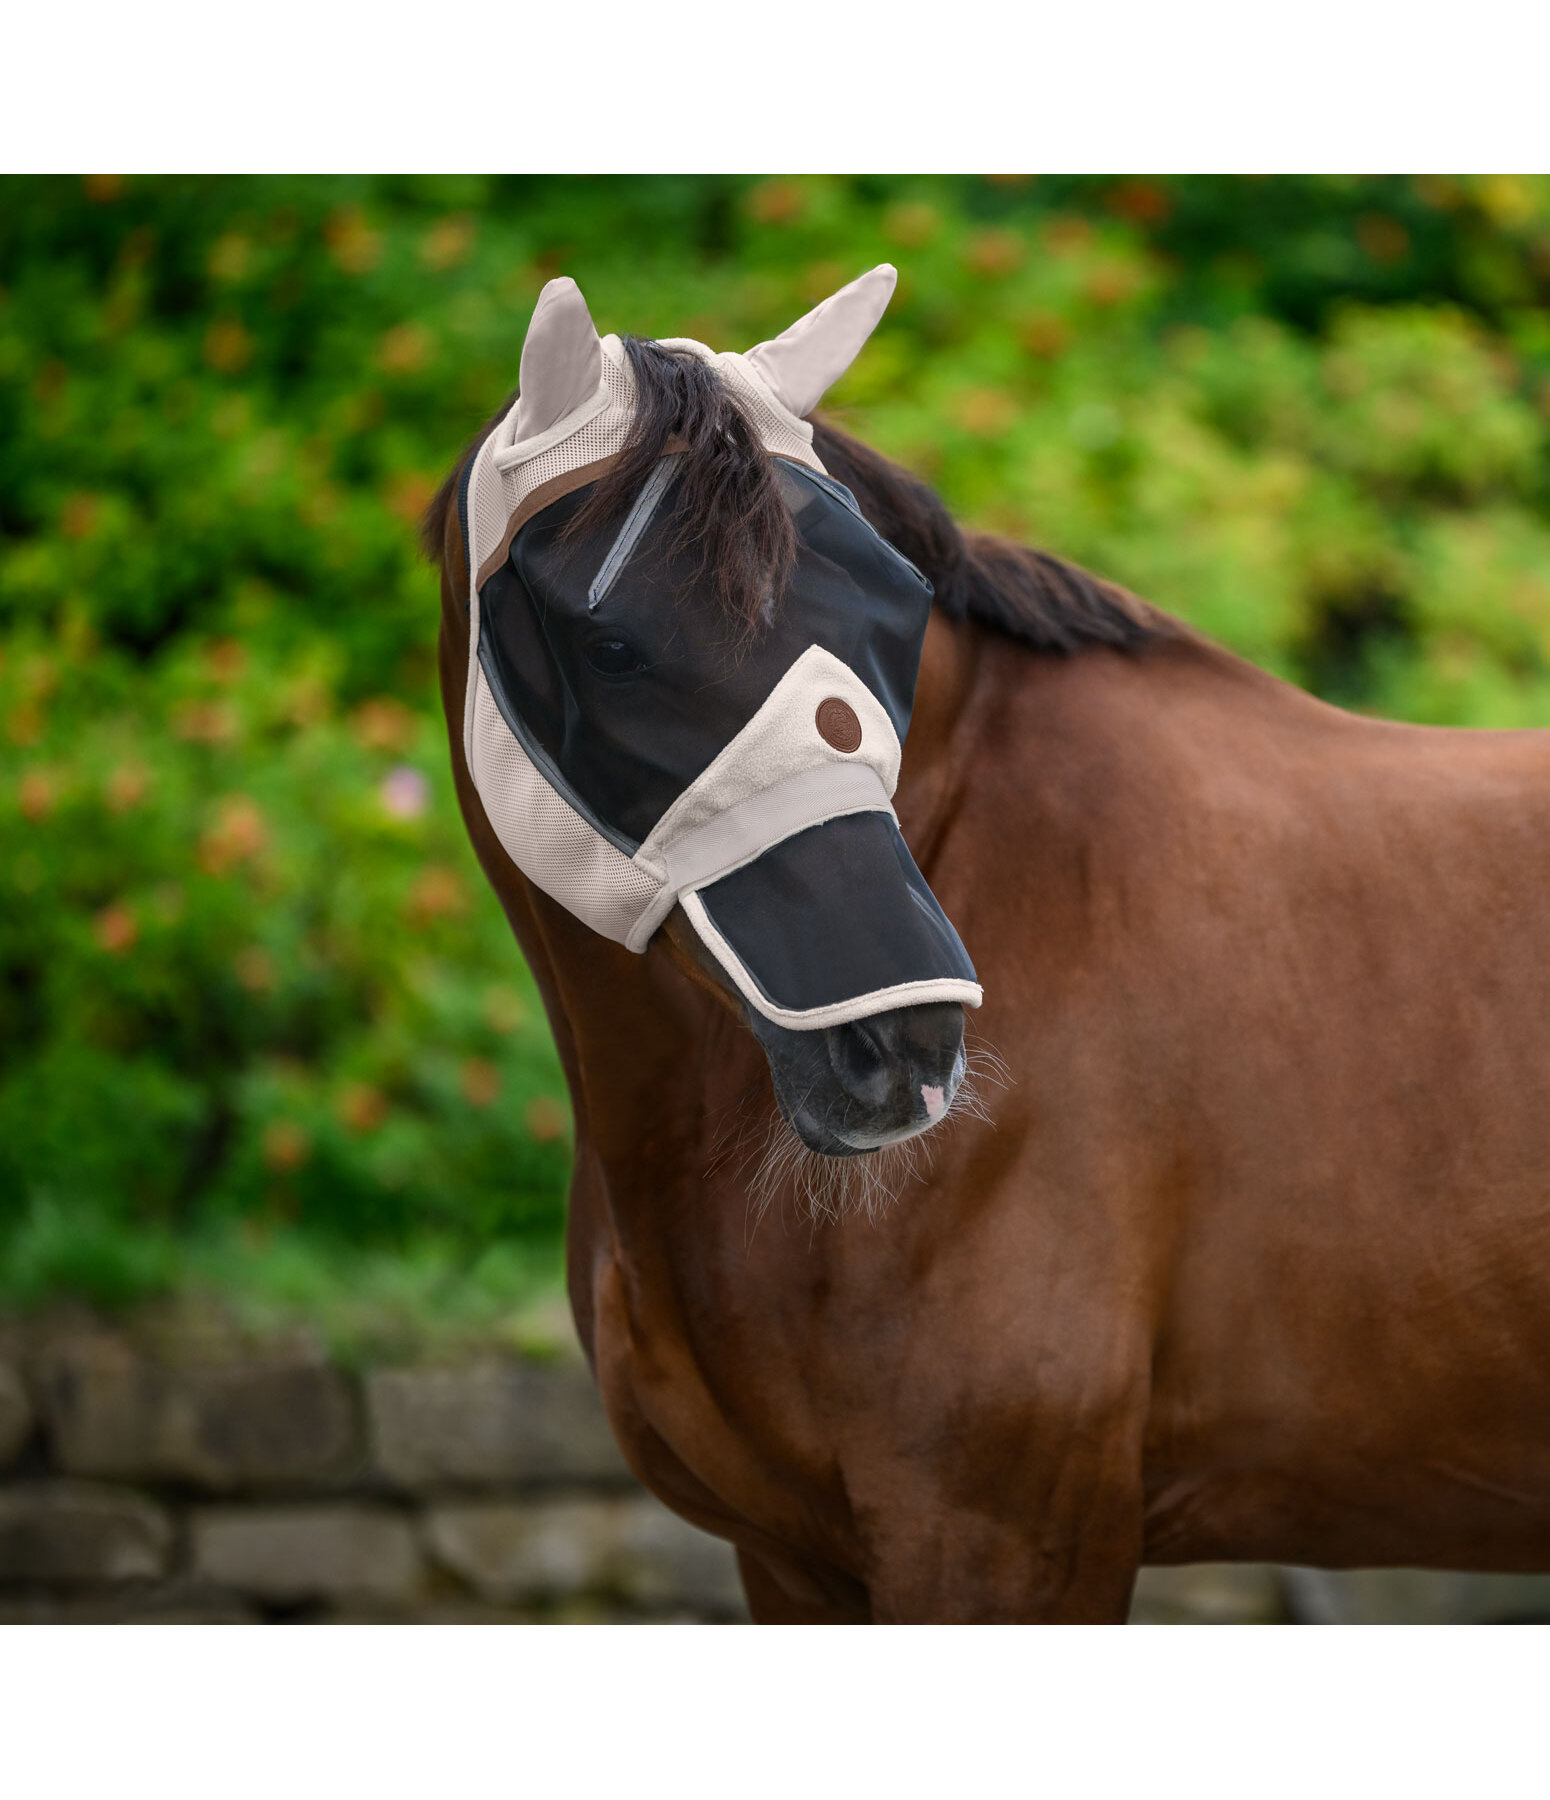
433 269 1550 1622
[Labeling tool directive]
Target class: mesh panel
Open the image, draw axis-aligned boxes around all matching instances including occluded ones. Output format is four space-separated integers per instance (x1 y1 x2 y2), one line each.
467 438 513 602
469 666 662 945
695 812 978 1012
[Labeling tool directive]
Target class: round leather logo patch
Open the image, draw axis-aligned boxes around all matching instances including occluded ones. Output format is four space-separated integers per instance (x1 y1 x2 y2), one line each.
815 697 863 753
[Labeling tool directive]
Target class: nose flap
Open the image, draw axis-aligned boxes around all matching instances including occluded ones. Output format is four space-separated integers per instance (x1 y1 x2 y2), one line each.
677 809 981 1031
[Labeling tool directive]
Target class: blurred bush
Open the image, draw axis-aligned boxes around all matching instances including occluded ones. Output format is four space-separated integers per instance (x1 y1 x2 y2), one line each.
3 174 1550 1314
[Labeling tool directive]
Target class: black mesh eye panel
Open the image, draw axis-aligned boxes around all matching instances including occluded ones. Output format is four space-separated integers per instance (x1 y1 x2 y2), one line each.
476 462 935 847
772 462 933 737
496 482 794 843
695 812 977 1012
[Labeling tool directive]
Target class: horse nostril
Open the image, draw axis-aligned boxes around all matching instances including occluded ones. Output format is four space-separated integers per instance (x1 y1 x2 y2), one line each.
826 1018 891 1105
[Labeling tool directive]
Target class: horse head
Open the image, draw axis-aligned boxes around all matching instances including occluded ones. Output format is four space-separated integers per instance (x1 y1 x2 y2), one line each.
446 268 981 1158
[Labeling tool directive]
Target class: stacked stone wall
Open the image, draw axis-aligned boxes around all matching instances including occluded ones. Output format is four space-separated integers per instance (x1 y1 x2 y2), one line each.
0 1312 746 1622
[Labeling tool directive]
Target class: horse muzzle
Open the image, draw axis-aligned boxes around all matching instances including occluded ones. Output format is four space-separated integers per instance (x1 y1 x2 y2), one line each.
751 999 968 1156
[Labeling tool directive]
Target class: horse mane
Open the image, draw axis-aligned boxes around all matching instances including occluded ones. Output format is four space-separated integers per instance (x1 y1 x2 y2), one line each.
421 348 1170 657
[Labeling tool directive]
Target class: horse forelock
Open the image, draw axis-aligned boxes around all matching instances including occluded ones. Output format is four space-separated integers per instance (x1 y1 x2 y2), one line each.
559 336 797 638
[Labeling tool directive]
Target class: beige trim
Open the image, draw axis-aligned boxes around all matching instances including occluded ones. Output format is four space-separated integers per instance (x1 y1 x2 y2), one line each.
469 664 663 946
664 763 892 894
632 645 901 868
624 762 894 953
474 454 624 592
679 889 983 1031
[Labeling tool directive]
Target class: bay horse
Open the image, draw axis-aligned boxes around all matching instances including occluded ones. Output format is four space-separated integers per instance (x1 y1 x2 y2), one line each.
428 272 1550 1622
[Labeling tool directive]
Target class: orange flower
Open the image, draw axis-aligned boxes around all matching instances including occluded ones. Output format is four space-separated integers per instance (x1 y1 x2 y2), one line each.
377 324 433 375
6 703 44 747
199 796 267 875
1021 313 1071 360
800 261 847 306
325 208 381 274
234 946 275 993
745 179 807 226
525 1096 570 1143
60 493 102 540
338 1083 389 1133
351 696 418 753
1356 214 1410 265
884 203 939 250
1043 216 1094 258
106 764 150 812
18 768 57 820
386 472 436 527
208 233 251 283
950 388 1017 437
484 987 526 1034
1084 260 1143 308
420 216 475 270
460 1058 501 1108
407 865 469 925
93 903 137 954
965 229 1024 280
262 1120 312 1172
173 700 238 745
204 319 253 373
204 639 248 684
1105 179 1171 226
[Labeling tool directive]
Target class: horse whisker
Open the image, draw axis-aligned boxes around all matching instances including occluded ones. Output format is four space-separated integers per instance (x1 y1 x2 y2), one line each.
717 1027 1011 1239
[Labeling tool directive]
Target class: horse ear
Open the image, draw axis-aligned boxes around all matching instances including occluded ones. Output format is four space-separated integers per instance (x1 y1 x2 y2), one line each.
744 264 898 419
514 276 603 444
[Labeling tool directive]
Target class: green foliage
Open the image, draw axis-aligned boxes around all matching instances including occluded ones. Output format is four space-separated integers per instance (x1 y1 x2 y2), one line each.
3 174 1550 1312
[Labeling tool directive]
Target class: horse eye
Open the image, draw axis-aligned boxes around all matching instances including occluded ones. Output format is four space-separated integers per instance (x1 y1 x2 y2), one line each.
585 638 645 677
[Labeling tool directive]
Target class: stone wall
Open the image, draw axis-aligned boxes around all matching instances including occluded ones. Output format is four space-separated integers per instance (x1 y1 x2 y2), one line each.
5 1310 1550 1624
0 1311 747 1622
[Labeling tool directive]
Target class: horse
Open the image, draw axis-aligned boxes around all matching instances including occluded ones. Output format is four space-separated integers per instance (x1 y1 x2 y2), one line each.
427 269 1550 1622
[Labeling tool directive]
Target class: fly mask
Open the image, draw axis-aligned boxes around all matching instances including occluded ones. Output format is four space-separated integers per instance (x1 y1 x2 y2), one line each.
458 265 982 1032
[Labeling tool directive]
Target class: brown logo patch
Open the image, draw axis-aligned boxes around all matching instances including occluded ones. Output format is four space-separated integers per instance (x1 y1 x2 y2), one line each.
815 697 863 754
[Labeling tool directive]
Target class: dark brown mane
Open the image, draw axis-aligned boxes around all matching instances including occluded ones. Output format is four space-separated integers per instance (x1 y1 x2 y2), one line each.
422 353 1170 657
562 337 796 633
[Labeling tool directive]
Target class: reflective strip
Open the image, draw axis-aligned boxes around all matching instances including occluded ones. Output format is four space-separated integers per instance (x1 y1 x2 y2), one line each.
587 456 682 610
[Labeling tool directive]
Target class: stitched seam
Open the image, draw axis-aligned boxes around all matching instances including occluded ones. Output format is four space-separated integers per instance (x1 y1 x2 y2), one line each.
679 890 983 1029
